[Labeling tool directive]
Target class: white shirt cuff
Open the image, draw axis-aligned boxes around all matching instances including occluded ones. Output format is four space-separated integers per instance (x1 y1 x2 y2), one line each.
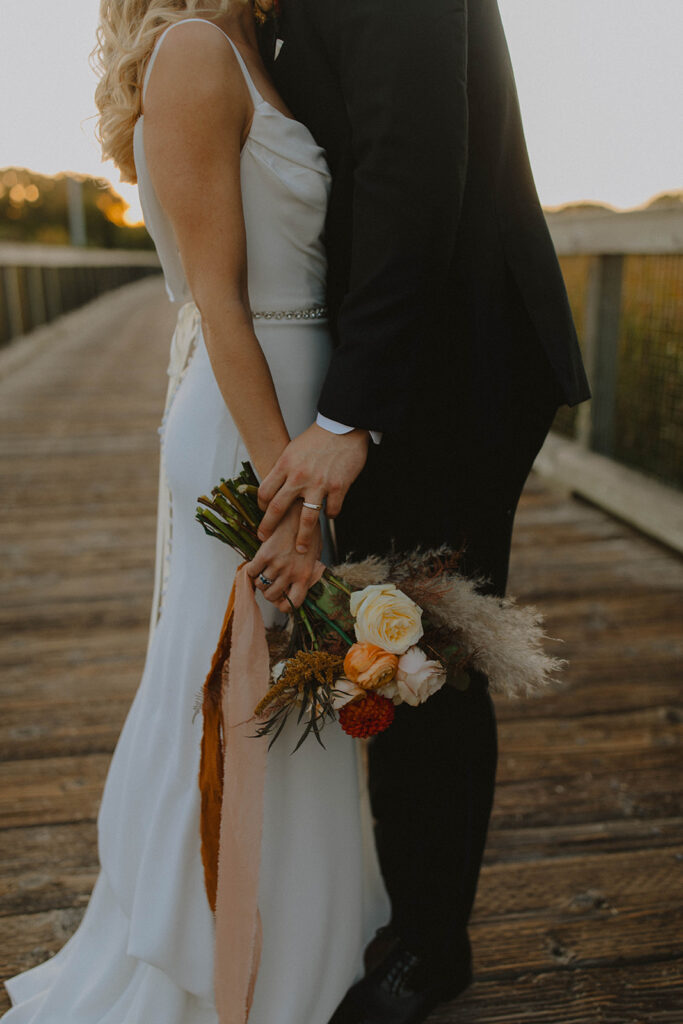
316 412 382 445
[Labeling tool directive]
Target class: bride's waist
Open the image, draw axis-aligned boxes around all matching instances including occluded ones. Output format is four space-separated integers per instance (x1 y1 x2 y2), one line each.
175 299 329 326
251 301 328 323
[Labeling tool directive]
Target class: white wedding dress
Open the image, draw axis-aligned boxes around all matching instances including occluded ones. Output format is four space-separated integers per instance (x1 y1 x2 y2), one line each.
3 19 389 1024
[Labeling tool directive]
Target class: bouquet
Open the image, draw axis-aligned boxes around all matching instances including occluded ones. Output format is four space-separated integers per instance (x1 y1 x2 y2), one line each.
195 462 566 754
194 462 567 918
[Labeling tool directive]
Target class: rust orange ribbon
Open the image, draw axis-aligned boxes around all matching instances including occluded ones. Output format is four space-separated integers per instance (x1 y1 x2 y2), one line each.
199 559 325 1022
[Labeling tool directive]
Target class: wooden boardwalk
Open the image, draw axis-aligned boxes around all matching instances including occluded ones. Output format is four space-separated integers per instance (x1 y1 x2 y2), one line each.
1 279 682 1021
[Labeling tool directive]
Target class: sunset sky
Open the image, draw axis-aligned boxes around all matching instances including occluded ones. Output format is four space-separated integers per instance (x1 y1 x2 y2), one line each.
2 0 681 225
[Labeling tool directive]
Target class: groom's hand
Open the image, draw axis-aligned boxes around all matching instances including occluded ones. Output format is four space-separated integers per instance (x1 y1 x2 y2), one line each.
257 424 370 552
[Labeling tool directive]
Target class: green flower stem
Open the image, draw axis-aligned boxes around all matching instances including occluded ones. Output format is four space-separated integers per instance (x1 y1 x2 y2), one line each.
197 494 260 549
217 483 258 530
210 494 259 543
196 495 219 510
195 507 233 536
236 487 263 525
207 494 244 529
303 598 354 647
322 570 352 597
195 509 254 559
297 604 318 650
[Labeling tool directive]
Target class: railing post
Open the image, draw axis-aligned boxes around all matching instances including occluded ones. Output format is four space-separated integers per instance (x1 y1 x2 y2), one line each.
27 266 47 329
67 178 87 248
2 266 25 341
0 274 9 347
43 267 63 320
576 253 624 456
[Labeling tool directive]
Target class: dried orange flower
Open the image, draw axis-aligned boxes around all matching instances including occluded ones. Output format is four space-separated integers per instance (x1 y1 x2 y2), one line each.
338 692 395 738
344 643 399 690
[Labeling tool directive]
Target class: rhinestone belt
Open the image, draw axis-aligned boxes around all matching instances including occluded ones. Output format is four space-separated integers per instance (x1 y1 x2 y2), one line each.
252 304 327 321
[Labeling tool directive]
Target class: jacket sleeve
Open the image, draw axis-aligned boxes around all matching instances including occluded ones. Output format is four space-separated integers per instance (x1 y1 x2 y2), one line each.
315 0 469 433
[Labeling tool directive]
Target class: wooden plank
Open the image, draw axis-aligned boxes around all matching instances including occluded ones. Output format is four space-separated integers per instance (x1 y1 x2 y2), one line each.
0 656 145 704
496 707 683 756
484 817 683 862
432 959 683 1023
474 847 683 920
0 823 98 875
467 908 683 977
0 755 109 828
495 743 682 788
491 765 682 829
0 594 155 634
495 679 683 721
0 699 134 761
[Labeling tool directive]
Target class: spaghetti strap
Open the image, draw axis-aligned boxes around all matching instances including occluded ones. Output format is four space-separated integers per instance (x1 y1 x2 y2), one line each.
142 17 265 107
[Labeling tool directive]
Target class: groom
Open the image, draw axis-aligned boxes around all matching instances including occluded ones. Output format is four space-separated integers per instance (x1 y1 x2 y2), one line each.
255 1 590 1022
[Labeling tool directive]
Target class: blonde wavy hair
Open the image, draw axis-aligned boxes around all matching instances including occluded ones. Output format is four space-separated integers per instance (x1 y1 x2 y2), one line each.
93 0 242 183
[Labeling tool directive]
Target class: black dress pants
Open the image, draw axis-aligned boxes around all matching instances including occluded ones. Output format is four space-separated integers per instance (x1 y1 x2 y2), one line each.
333 272 563 969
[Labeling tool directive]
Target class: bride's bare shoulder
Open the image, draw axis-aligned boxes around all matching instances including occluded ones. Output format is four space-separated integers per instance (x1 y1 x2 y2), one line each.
143 20 250 119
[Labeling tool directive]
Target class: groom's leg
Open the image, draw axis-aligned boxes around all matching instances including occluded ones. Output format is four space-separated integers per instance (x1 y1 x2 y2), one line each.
349 416 555 972
334 321 562 974
367 660 497 969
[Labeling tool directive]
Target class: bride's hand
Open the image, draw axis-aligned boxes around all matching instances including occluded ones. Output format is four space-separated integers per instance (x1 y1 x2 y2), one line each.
246 502 323 612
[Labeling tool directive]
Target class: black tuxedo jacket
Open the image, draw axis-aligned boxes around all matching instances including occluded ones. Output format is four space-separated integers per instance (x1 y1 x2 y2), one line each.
265 0 591 436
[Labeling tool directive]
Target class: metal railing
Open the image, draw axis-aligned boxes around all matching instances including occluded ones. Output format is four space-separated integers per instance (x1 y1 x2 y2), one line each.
0 243 160 347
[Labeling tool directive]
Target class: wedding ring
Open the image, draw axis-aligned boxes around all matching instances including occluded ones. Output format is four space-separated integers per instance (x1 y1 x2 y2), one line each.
258 573 273 587
302 501 323 511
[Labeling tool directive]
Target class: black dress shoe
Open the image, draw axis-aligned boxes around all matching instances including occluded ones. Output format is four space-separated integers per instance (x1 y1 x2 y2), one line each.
329 930 473 1024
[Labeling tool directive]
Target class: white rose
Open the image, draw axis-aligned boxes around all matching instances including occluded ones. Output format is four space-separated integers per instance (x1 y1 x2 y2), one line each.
395 646 446 707
349 584 424 656
331 677 366 710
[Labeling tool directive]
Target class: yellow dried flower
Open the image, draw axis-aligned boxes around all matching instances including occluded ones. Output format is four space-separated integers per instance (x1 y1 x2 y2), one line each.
254 650 344 718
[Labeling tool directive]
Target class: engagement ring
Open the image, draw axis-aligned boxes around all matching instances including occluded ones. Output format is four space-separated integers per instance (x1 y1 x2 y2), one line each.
258 573 273 587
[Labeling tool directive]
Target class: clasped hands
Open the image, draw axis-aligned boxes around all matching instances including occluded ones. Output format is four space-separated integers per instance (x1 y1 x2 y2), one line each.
246 423 369 613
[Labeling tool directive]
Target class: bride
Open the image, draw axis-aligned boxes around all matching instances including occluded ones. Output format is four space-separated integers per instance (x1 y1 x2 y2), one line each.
2 1 389 1021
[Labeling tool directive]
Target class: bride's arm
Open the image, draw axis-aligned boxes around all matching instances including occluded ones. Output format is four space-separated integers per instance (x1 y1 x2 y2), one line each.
143 23 320 607
142 23 290 479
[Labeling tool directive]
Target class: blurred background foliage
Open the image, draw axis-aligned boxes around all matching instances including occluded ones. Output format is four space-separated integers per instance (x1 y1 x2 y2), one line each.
0 167 152 249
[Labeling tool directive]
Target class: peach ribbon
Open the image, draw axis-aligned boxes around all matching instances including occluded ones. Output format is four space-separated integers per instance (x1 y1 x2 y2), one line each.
212 559 326 1023
213 564 269 1023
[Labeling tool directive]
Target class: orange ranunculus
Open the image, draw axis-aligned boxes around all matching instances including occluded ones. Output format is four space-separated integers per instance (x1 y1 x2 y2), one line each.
343 643 399 691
